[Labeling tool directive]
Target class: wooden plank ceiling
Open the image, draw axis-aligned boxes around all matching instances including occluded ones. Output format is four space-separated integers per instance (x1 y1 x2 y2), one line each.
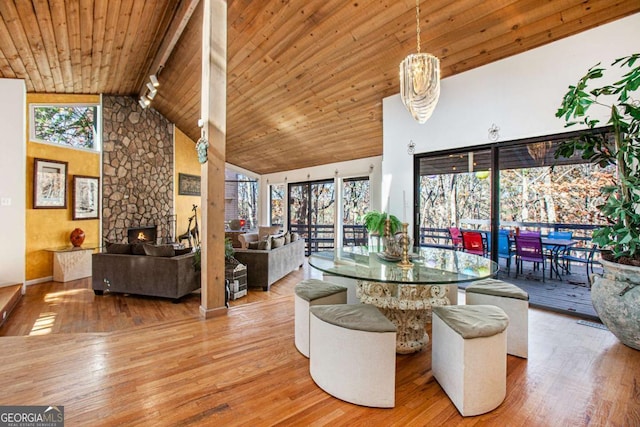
1 1 639 175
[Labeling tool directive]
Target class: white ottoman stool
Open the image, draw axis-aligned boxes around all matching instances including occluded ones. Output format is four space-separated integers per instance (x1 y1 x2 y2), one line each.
309 304 397 408
432 305 509 417
294 279 347 358
465 279 529 358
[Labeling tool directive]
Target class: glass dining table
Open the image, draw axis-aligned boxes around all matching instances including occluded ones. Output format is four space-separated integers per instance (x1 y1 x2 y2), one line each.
308 246 498 354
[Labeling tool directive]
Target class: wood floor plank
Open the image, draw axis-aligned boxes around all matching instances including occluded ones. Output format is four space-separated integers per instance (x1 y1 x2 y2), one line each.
0 261 638 426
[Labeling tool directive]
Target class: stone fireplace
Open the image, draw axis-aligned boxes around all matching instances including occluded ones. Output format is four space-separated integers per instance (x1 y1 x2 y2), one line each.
101 95 174 243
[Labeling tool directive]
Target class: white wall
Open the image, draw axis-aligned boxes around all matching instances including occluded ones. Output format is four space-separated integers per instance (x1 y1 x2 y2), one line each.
383 13 640 229
259 156 382 226
0 79 26 287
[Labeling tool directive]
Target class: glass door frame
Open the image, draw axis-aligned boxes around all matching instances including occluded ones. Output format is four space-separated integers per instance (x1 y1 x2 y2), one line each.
412 127 611 263
287 178 335 256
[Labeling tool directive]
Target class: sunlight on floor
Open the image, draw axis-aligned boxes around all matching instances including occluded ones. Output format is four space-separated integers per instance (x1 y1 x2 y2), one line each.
29 312 57 335
44 288 89 303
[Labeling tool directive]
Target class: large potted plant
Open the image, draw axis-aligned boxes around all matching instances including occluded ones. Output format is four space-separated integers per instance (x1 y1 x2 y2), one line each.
555 53 640 350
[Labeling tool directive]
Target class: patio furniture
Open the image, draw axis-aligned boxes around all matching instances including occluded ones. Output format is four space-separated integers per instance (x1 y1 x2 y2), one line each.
294 279 347 358
432 305 509 417
541 237 578 280
497 230 513 275
462 231 485 256
465 279 529 358
448 227 463 249
545 231 573 259
309 304 397 408
514 236 546 282
562 244 599 285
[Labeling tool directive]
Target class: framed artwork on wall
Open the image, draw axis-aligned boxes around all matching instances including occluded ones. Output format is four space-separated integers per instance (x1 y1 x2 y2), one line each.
178 173 201 196
72 175 100 220
33 158 68 209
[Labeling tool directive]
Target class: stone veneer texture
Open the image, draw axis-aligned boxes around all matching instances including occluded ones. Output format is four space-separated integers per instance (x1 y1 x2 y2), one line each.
102 96 174 243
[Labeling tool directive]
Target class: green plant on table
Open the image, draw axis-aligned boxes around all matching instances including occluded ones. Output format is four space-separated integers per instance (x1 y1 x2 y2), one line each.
363 210 402 236
555 53 640 264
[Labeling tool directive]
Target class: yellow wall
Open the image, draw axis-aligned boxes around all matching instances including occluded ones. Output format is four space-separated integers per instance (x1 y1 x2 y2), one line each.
26 94 101 281
174 127 201 244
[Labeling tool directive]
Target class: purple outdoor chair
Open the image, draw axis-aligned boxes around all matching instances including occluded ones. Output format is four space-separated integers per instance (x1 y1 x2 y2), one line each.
514 235 546 282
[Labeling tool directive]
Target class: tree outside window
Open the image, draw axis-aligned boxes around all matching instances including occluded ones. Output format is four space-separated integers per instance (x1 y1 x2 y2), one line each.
31 104 99 151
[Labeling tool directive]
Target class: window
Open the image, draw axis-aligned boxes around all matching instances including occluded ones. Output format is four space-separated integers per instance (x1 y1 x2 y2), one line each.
225 172 258 229
30 104 100 151
270 184 285 225
343 177 370 225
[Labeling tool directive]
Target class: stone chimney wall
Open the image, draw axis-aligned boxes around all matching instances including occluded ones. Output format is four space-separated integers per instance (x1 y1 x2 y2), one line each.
102 96 174 243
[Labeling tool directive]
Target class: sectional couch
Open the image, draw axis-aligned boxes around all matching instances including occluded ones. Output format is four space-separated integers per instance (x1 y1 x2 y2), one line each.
233 236 305 291
92 243 200 301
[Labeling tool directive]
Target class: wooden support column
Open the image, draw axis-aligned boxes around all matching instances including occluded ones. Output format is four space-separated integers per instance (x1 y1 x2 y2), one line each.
199 0 227 319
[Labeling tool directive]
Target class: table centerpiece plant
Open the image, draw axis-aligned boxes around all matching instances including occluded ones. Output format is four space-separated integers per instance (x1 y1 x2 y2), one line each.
363 210 402 254
554 53 640 350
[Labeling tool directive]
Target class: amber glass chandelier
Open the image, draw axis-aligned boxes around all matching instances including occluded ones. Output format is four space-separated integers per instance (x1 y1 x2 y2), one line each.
399 0 440 124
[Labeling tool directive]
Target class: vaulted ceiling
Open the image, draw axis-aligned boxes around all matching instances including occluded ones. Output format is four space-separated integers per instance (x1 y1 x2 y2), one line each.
1 1 639 174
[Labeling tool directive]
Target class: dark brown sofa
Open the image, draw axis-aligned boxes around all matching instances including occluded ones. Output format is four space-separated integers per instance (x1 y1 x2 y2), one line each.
92 252 200 301
233 238 305 291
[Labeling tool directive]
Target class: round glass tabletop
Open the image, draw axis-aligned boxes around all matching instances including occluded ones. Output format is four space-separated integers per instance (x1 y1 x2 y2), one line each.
308 246 498 285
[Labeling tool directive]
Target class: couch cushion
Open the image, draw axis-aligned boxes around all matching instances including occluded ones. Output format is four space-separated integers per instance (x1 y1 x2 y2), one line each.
143 244 176 257
248 239 271 250
131 243 147 255
258 225 280 240
105 242 132 254
284 232 291 245
174 247 193 256
271 236 285 249
291 232 300 242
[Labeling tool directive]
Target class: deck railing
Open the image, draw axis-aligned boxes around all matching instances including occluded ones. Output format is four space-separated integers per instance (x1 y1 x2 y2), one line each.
289 224 368 253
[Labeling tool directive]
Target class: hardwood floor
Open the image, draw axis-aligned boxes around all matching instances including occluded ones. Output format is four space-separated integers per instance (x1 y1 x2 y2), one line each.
0 261 638 426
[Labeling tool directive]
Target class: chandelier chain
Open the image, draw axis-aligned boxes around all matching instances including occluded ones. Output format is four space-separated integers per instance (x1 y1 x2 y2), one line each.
415 0 421 53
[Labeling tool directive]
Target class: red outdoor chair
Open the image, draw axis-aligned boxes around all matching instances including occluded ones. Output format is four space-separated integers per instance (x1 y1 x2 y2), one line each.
461 231 485 256
514 235 546 282
448 227 463 249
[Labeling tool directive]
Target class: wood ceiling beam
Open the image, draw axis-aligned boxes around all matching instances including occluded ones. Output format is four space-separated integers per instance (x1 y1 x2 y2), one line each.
138 0 200 98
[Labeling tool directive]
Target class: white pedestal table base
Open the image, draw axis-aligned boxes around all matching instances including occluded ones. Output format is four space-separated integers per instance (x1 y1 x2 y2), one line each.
355 280 451 354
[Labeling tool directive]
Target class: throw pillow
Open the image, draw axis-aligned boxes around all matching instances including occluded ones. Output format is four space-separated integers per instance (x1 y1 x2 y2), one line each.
143 244 175 257
259 239 271 250
131 243 147 255
284 232 291 245
291 232 300 242
248 241 260 250
271 236 285 249
105 242 132 254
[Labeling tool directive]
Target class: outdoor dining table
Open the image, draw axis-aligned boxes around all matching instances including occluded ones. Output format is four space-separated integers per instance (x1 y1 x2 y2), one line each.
308 246 498 354
541 238 579 280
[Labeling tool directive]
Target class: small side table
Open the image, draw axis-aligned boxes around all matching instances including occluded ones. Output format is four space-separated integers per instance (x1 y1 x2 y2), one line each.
46 246 97 282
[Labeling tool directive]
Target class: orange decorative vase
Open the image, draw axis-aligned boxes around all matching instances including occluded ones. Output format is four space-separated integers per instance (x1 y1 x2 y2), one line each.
70 228 85 248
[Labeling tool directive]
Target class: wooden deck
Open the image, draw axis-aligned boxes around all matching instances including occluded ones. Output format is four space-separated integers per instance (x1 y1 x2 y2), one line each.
489 258 600 320
1 260 637 426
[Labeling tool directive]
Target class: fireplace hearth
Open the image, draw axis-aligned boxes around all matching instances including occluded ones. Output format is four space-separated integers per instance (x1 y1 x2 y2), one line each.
127 226 157 244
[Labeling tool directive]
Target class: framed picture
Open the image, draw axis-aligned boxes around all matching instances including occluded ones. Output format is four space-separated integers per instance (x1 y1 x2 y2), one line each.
178 173 201 196
33 158 68 209
72 175 100 220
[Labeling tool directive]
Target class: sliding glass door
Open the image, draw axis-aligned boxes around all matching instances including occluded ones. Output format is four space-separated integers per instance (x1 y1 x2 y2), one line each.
288 180 335 255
